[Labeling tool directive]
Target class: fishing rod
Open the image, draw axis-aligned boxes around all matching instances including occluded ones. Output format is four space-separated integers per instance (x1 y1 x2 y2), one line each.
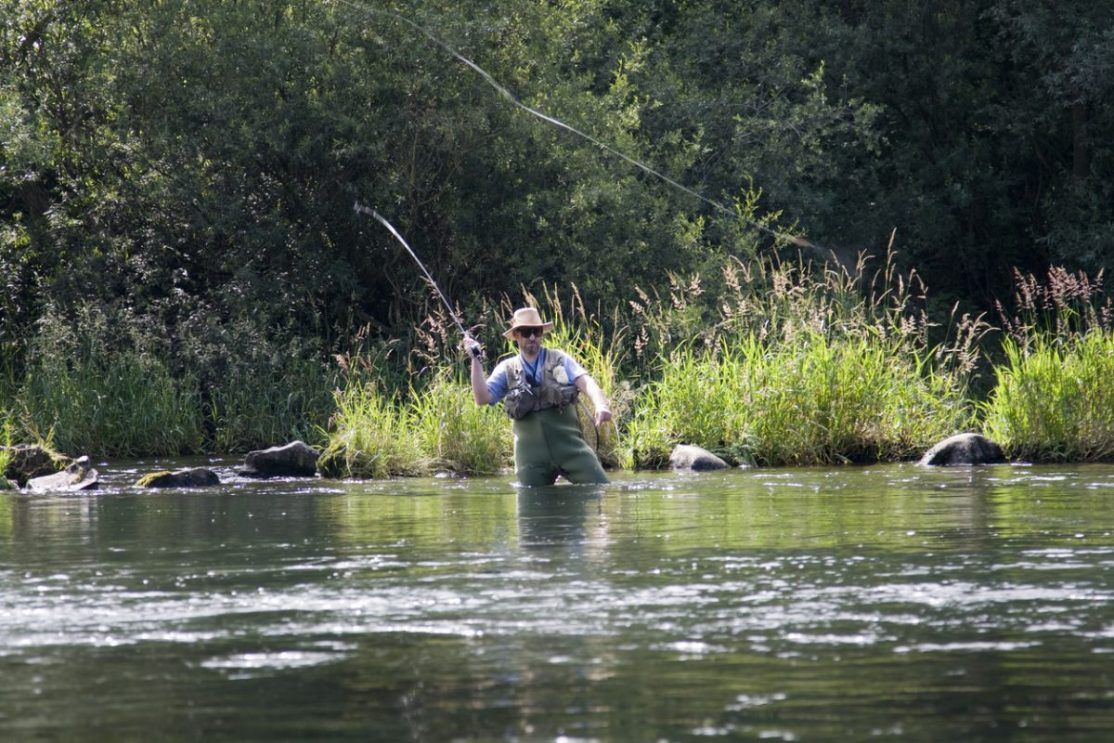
353 203 483 357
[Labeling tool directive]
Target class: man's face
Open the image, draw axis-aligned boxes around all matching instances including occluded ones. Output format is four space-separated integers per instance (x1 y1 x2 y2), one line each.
514 326 545 355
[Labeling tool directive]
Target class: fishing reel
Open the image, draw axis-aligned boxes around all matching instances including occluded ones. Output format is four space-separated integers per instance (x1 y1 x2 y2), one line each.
464 337 485 361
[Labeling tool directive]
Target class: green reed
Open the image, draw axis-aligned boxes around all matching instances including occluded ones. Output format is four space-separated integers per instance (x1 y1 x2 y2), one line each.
206 356 337 454
0 418 12 489
321 372 510 479
318 379 425 479
981 267 1114 462
20 349 204 458
625 333 970 468
409 370 511 475
983 332 1114 462
12 305 202 456
622 248 979 468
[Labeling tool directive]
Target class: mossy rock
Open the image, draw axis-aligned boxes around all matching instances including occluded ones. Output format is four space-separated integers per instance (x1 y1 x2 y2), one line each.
136 470 174 487
136 468 220 488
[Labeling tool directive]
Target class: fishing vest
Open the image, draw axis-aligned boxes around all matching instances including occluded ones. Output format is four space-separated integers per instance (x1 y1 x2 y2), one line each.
502 348 580 420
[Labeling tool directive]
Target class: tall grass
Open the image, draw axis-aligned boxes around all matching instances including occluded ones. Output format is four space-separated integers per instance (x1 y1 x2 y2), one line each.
0 418 13 489
16 307 202 457
983 267 1114 462
983 334 1114 462
8 305 344 457
625 333 971 467
0 356 16 465
409 371 511 475
320 373 511 479
206 356 337 453
20 349 204 458
623 249 980 468
318 380 424 479
623 344 751 468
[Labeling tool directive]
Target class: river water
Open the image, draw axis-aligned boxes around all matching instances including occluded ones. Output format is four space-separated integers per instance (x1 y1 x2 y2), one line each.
1 460 1112 740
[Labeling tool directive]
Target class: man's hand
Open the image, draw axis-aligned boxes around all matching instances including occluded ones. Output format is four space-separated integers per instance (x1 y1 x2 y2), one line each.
594 408 612 428
463 335 484 360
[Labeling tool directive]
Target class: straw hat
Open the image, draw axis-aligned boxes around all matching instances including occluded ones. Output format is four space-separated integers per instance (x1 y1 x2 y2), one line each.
503 307 554 339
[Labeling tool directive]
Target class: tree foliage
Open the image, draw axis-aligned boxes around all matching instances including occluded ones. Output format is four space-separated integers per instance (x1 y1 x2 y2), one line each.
1 0 1111 387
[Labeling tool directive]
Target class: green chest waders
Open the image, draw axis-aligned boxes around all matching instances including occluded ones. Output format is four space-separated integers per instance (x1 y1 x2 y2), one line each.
512 404 608 487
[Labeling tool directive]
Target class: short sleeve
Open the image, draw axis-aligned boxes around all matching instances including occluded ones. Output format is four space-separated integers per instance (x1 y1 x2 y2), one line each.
561 353 588 383
485 358 513 404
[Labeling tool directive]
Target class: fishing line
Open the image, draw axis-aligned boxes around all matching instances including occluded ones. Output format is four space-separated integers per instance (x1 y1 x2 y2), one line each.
352 203 476 348
331 0 824 256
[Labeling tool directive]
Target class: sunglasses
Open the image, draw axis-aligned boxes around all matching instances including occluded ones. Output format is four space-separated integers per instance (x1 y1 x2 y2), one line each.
515 326 544 338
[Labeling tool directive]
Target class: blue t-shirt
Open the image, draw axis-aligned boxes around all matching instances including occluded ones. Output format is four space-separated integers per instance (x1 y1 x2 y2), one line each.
485 348 587 404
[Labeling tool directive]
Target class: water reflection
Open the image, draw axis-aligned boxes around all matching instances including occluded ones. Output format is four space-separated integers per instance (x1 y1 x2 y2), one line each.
516 485 604 548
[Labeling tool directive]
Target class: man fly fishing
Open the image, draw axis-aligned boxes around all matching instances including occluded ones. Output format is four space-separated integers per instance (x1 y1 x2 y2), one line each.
466 308 611 486
353 205 610 485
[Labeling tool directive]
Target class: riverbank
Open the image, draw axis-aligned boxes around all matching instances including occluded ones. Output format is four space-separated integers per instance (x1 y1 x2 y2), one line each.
4 259 1112 473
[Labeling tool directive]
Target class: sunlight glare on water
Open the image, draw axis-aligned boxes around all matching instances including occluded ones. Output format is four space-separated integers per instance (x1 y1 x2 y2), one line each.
1 460 1113 739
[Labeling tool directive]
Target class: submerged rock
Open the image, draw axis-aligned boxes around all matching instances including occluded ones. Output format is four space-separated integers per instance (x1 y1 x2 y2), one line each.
240 440 320 478
136 468 220 488
920 433 1007 466
27 456 99 493
670 444 729 471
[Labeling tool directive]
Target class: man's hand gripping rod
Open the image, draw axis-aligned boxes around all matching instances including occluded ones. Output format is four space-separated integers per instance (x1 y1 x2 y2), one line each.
353 202 483 359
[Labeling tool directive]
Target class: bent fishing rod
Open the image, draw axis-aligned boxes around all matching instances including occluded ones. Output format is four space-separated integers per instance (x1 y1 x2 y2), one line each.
353 202 483 358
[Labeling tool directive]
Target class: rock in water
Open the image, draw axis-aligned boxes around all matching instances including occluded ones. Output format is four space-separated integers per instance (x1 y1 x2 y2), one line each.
241 440 320 478
27 456 99 493
3 443 69 486
669 444 729 471
136 468 221 488
919 433 1007 466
